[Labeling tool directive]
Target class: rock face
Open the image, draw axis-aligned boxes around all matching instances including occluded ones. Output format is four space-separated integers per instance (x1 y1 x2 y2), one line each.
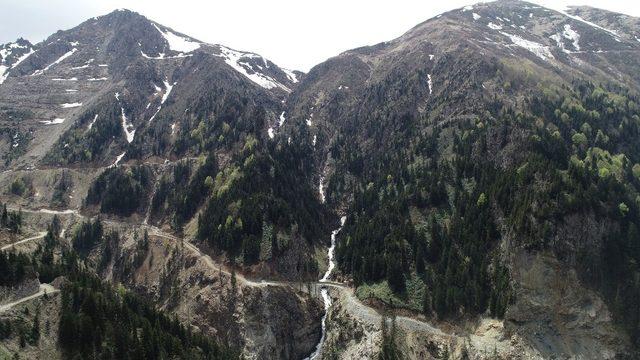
321 296 382 359
505 250 628 359
321 289 546 359
101 231 322 359
242 285 322 359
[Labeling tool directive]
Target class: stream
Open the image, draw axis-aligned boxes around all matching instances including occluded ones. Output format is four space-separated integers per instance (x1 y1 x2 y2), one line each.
305 215 346 360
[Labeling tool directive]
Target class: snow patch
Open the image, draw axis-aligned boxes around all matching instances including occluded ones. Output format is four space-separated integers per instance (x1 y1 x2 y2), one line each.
553 8 619 39
268 127 274 139
110 152 126 168
488 22 503 30
140 50 191 60
52 77 77 81
87 77 108 81
115 93 135 143
216 45 291 92
0 48 35 84
120 108 135 143
319 176 325 203
0 66 8 84
148 79 176 122
306 113 313 127
427 74 433 94
87 114 98 130
562 24 580 51
462 5 473 12
61 102 82 108
152 24 200 53
32 48 77 76
472 13 481 21
550 33 563 49
501 32 554 61
71 59 93 70
282 68 299 83
147 108 161 123
160 80 175 104
551 25 580 53
279 111 286 127
41 118 65 125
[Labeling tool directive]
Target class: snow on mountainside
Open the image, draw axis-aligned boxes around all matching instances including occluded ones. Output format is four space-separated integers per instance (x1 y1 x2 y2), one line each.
567 5 640 42
0 8 301 170
1 9 298 93
283 1 640 358
3 2 640 358
0 39 35 84
214 44 293 92
152 23 201 53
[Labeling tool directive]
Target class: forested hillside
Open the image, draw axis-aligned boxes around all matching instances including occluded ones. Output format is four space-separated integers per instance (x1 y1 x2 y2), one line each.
0 217 237 359
2 1 640 358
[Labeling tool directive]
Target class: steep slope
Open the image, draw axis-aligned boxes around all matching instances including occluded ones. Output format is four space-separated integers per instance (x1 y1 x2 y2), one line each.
568 5 640 42
0 9 297 170
0 9 326 360
0 39 34 85
284 0 640 358
3 1 640 359
0 9 328 279
0 224 237 359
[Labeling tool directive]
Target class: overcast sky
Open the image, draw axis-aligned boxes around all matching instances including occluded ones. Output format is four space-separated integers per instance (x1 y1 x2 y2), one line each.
1 0 639 71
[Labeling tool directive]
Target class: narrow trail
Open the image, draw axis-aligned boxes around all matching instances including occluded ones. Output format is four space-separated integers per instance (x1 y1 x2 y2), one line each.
0 284 58 313
142 225 285 288
1 231 47 251
7 206 83 218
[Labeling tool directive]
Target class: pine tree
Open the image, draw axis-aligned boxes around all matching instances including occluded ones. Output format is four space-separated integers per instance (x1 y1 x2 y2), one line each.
30 309 40 345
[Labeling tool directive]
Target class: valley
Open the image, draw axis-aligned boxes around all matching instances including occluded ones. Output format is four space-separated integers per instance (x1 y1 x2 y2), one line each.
1 0 640 358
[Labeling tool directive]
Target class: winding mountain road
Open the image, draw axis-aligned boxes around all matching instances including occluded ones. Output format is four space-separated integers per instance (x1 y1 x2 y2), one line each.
0 284 58 313
1 231 47 251
6 205 447 341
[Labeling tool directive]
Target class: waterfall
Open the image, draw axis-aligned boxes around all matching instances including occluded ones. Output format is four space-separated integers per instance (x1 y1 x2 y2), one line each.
304 216 346 360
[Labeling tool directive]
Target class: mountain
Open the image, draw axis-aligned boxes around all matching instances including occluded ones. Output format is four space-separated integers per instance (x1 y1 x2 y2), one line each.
1 1 640 359
0 9 299 170
0 38 35 84
285 0 640 358
0 8 324 359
